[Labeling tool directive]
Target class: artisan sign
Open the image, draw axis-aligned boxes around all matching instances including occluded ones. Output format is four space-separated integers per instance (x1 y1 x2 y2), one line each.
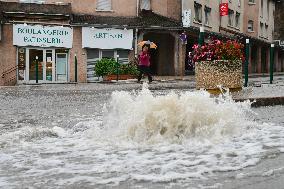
13 24 73 48
82 28 133 49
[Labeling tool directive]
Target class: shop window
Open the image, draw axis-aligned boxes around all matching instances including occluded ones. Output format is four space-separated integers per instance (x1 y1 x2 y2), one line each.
140 0 151 10
19 0 46 3
235 12 240 28
248 20 254 32
102 50 115 59
228 9 234 26
117 50 129 64
194 2 202 23
96 0 112 11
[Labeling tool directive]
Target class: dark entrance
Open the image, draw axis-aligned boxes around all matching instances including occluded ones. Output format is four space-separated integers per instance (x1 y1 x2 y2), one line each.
185 34 198 75
143 32 175 75
251 44 258 73
261 47 267 73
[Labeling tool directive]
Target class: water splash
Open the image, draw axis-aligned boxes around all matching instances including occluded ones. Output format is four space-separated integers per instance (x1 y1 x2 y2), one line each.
103 83 253 144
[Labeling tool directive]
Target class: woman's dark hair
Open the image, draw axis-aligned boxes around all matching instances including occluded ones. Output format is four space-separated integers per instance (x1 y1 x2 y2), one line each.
142 44 150 50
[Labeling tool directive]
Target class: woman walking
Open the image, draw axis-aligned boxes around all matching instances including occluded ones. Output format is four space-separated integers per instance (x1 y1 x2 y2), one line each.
137 44 153 83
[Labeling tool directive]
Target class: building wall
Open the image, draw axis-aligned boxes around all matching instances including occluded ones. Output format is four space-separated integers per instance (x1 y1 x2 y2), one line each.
258 0 275 42
243 0 259 38
70 27 87 83
0 24 17 86
11 0 181 20
274 1 284 41
152 0 181 20
221 0 244 33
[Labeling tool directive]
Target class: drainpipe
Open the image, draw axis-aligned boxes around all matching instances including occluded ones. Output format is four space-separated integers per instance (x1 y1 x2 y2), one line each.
135 0 139 58
135 29 138 58
136 0 139 17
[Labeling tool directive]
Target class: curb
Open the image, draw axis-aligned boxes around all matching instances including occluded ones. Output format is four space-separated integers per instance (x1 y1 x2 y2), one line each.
234 96 284 107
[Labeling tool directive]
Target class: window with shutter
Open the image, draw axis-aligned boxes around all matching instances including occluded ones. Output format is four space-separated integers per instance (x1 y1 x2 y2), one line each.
140 0 151 10
96 0 112 11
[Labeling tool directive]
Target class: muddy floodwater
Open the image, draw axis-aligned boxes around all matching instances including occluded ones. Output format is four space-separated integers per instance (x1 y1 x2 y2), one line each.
0 84 283 189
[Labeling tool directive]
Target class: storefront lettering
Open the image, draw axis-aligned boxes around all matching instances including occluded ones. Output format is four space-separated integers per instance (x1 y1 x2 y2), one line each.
23 36 62 44
94 32 123 39
17 28 69 36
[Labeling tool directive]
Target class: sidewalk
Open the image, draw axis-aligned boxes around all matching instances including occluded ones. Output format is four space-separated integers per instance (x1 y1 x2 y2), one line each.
1 73 284 107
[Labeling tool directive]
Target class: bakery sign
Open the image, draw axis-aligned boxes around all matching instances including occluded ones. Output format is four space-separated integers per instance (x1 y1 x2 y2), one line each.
13 24 73 48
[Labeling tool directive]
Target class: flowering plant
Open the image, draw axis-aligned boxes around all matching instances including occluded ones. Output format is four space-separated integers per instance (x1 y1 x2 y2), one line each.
192 38 244 63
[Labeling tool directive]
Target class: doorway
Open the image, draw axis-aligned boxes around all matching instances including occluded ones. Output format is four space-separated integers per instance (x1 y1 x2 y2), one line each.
24 48 68 83
143 32 175 75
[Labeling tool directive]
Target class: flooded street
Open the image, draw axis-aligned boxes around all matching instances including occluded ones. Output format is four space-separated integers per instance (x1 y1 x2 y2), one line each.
0 84 283 189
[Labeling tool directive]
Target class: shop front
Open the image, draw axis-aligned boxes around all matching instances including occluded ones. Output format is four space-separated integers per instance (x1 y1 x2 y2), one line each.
82 27 133 82
13 24 73 83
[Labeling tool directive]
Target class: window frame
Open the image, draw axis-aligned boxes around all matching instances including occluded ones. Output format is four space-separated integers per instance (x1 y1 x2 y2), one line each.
248 20 254 32
228 9 234 26
235 12 240 28
204 6 211 26
96 0 112 12
194 2 202 23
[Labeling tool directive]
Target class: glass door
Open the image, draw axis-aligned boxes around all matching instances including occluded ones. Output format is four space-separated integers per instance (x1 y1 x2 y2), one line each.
45 50 53 82
28 49 43 81
56 53 68 82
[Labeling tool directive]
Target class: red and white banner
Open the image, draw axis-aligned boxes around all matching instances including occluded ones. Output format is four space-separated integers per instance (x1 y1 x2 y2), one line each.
220 3 229 16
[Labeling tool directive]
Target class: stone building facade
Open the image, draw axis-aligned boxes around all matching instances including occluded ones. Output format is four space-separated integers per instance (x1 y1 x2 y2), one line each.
0 0 283 86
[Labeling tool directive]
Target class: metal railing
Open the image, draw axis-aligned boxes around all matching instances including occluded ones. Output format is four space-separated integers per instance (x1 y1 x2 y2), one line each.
1 65 18 86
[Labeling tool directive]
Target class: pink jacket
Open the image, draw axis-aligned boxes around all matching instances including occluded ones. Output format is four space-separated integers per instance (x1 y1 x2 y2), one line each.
138 51 150 67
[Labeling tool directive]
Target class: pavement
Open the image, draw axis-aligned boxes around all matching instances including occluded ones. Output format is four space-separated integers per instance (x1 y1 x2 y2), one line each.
1 73 284 107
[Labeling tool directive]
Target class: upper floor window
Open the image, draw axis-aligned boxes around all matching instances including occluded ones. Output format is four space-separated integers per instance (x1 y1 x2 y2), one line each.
96 0 112 11
265 24 268 38
260 22 264 36
228 9 234 26
235 12 240 28
140 0 151 10
249 0 255 3
238 0 241 7
267 0 270 16
261 0 264 16
194 2 202 23
248 20 254 32
204 6 211 26
19 0 45 3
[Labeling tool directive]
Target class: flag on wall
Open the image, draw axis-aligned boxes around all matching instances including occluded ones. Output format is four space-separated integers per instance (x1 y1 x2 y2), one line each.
220 3 229 16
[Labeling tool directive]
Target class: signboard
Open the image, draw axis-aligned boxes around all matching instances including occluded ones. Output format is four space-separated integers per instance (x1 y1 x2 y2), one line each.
220 3 229 16
182 9 191 27
82 28 133 49
13 24 73 48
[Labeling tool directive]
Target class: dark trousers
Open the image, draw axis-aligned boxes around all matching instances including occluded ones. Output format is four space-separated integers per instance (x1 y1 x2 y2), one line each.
138 65 153 82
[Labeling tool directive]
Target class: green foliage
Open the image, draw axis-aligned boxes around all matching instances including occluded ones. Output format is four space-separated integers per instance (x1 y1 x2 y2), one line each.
94 58 116 77
95 58 139 76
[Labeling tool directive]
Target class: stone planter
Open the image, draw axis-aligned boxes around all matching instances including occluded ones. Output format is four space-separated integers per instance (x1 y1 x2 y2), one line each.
104 74 136 81
195 60 242 92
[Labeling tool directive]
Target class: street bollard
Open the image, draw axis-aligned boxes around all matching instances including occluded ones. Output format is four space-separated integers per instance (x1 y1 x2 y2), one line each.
244 39 250 87
198 26 205 46
75 54 78 83
116 55 119 81
270 44 275 84
35 56 39 84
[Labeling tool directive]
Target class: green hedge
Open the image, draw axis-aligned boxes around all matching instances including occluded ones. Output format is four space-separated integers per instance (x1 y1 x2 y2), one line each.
95 58 139 77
